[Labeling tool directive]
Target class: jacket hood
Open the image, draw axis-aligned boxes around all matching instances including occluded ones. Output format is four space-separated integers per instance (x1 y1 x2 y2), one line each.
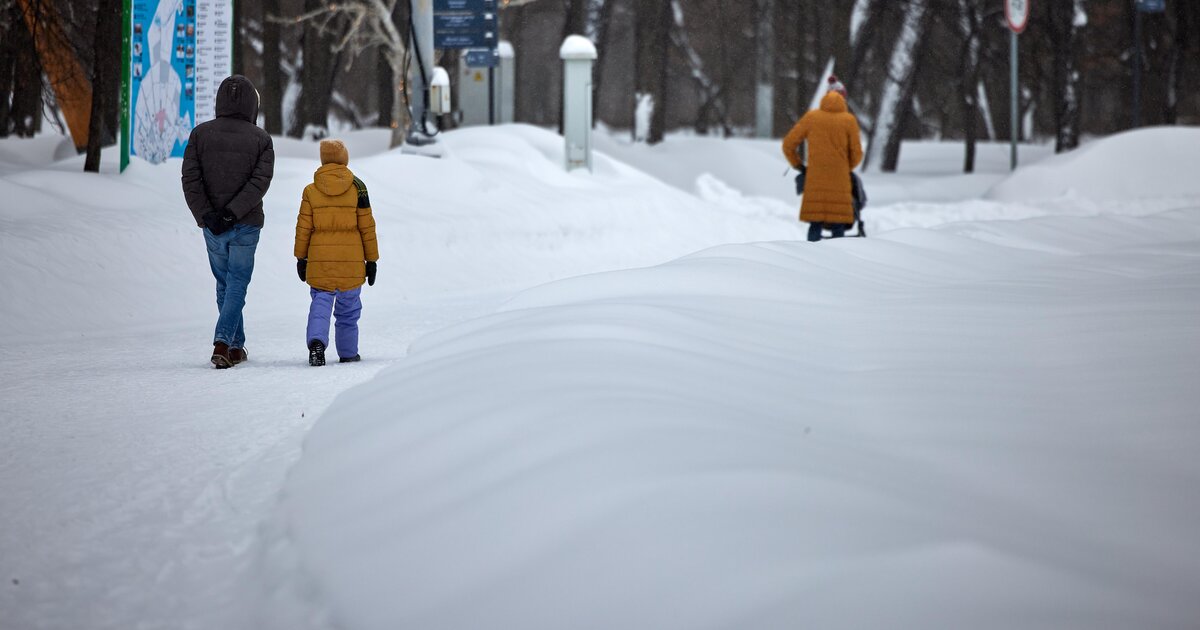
314 163 354 197
820 91 848 114
215 75 259 123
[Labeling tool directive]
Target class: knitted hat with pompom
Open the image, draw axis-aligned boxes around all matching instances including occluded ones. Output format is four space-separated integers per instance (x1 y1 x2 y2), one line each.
827 75 847 99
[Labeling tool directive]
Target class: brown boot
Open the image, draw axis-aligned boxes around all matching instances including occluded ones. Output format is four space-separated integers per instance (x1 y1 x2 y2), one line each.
229 347 248 365
211 342 233 369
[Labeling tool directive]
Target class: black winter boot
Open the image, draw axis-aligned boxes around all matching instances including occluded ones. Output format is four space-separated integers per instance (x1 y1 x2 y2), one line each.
308 340 326 367
339 355 361 363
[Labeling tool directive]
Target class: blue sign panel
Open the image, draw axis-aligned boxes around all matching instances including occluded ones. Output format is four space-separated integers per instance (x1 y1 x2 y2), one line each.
436 32 496 49
435 0 496 10
434 5 497 50
435 12 496 31
1137 0 1166 12
464 48 499 68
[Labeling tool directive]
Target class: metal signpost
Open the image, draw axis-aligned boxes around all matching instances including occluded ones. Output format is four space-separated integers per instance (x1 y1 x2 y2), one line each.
434 0 498 124
1134 0 1167 128
120 0 233 172
1005 0 1029 171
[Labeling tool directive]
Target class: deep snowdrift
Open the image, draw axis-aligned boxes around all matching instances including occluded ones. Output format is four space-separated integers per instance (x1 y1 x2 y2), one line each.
2 124 1198 630
267 130 1200 629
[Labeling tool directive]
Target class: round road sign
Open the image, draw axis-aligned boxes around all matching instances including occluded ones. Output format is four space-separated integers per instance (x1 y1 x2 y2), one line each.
1006 0 1030 34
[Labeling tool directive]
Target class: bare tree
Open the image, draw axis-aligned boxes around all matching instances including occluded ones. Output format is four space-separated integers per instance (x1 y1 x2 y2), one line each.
15 0 91 148
846 0 884 89
1049 0 1084 152
282 0 412 147
669 0 731 136
867 0 933 172
633 0 670 143
287 0 342 139
260 0 284 135
84 0 118 172
586 0 615 128
956 0 984 172
1165 0 1197 124
753 0 773 137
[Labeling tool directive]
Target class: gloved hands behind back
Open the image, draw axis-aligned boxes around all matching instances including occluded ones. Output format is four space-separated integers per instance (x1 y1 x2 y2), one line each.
203 209 237 235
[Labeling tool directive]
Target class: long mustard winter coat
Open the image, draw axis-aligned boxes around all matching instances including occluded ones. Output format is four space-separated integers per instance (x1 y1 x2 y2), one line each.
781 92 864 225
294 164 379 292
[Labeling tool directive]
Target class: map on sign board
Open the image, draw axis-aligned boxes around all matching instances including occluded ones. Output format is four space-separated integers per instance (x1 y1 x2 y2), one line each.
1005 0 1030 34
127 0 231 165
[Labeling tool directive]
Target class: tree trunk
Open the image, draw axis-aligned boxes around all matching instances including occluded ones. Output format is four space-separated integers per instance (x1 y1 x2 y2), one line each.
770 0 799 136
957 0 982 173
85 0 120 172
260 0 283 135
868 0 932 172
288 0 341 139
633 0 670 144
16 0 92 148
10 10 43 138
1050 0 1082 151
1165 0 1192 124
846 0 883 89
232 0 244 75
0 3 16 136
588 0 614 128
754 0 773 137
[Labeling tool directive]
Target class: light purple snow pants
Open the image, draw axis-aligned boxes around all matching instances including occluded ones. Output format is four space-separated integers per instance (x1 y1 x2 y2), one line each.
306 287 362 359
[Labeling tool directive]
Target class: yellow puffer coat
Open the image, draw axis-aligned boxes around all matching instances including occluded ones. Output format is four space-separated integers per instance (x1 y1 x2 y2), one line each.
294 164 379 291
781 92 864 225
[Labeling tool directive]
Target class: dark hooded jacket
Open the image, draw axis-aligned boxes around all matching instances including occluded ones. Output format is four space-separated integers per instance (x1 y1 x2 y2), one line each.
181 75 274 228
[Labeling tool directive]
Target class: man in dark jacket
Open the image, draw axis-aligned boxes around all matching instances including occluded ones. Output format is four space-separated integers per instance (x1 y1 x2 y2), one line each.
182 75 274 368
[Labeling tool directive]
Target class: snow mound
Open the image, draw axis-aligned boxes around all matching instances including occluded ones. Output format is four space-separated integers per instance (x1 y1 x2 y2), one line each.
986 127 1200 203
272 209 1200 630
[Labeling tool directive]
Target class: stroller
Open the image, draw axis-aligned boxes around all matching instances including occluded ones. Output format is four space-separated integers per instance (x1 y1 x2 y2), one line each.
794 167 869 237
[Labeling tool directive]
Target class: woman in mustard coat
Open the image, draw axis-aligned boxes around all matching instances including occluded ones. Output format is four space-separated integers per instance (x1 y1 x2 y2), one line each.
781 89 864 241
294 139 379 366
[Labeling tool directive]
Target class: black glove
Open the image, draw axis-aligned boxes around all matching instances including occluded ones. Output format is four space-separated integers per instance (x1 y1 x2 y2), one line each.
297 259 307 282
365 261 377 286
203 209 237 235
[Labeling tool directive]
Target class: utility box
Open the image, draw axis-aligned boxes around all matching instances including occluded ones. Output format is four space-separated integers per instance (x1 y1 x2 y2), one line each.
559 35 597 172
457 52 494 127
495 41 515 124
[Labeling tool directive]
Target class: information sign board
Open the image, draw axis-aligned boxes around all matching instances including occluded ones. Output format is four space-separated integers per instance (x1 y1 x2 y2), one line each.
434 0 498 50
434 0 496 10
1137 0 1166 13
123 0 232 168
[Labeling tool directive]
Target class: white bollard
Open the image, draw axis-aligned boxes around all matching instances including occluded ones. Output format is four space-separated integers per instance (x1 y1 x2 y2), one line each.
560 35 597 172
496 41 515 125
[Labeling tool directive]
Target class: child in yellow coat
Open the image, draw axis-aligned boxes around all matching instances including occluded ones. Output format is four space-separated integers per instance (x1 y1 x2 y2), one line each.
294 140 379 366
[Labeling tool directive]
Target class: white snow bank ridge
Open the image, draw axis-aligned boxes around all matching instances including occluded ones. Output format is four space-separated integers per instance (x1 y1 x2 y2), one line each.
987 126 1200 203
266 129 1200 630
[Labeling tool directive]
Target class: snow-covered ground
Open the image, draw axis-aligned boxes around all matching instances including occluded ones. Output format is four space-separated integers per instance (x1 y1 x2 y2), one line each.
1 125 1198 630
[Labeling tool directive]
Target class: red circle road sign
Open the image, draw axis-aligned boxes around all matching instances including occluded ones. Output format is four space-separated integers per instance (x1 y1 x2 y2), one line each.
1006 0 1030 34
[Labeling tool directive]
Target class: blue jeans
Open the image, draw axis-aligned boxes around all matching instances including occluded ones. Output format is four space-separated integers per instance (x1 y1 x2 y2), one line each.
307 287 363 359
204 224 260 347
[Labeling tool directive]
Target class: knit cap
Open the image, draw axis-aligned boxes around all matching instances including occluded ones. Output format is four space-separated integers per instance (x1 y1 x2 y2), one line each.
320 139 349 165
827 74 848 98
